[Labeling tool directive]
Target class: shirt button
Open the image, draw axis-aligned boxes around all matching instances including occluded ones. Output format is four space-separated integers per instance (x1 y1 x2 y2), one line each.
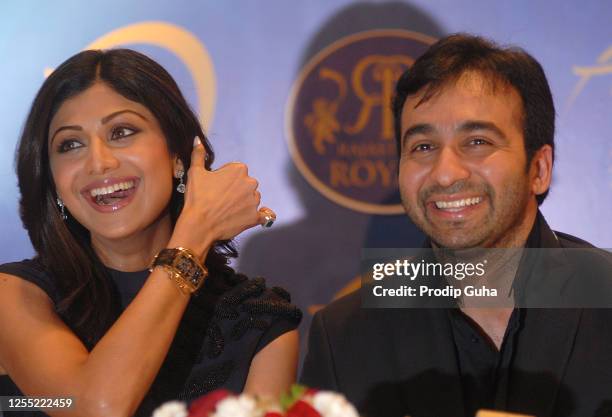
471 336 479 343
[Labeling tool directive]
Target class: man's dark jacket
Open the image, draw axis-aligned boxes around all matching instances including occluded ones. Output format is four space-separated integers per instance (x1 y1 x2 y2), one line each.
300 214 612 417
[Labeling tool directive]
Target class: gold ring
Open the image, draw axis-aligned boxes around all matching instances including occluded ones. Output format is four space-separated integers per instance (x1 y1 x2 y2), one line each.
259 207 276 228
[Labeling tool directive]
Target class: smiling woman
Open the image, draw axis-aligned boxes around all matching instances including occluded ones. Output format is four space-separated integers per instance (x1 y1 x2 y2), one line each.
0 49 301 417
49 84 177 249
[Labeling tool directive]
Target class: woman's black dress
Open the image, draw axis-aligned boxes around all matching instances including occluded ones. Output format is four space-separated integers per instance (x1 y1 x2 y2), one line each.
0 259 302 416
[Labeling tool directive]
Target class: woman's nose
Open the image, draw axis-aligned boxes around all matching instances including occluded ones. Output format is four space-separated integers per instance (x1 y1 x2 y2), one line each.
85 138 119 175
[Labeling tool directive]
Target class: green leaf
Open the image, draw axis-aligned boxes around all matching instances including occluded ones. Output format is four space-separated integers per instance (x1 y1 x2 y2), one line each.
280 384 308 410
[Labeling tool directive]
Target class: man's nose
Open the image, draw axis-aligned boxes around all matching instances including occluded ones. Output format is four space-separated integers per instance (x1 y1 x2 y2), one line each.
429 146 470 188
85 138 119 175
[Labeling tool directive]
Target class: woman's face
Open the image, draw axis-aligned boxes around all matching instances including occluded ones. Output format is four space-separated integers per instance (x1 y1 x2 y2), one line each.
48 82 177 243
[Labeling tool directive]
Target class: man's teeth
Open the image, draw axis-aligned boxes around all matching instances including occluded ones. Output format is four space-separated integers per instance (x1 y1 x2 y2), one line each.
90 181 135 197
435 197 482 209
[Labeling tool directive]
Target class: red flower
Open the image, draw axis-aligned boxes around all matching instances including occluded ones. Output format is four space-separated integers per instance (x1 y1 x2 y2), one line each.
286 400 321 417
189 389 232 417
264 412 284 417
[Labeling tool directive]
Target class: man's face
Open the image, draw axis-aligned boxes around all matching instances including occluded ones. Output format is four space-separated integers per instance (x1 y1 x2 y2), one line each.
398 72 538 248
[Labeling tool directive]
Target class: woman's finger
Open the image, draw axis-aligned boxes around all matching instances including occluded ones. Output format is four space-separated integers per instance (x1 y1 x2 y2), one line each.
190 136 206 169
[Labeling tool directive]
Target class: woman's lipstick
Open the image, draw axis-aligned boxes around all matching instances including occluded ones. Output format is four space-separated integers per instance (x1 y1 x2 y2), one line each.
80 177 140 213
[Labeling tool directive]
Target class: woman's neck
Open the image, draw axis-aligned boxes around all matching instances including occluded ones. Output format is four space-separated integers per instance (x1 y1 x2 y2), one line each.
91 213 173 272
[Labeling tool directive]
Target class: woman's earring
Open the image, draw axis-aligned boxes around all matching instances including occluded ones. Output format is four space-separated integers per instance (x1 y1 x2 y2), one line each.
56 197 67 221
176 169 185 194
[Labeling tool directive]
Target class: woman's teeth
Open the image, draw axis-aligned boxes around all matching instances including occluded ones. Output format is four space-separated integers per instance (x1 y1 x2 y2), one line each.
435 197 482 210
90 181 135 197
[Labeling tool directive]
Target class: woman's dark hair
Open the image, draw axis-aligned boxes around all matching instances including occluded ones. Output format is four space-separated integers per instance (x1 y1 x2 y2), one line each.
16 48 236 349
392 33 555 205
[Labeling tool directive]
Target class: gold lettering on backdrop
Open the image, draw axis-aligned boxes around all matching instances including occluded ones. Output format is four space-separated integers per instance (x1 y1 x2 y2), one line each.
566 45 612 191
344 55 413 139
304 68 347 155
335 142 396 158
350 159 377 187
329 159 398 188
330 161 350 187
375 159 394 187
566 46 612 109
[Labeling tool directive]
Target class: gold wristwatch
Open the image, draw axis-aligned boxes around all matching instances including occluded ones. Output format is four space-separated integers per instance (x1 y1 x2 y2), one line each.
149 247 208 294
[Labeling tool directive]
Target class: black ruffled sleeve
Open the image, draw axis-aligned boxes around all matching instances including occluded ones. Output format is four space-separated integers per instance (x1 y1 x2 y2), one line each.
215 277 302 355
150 268 302 404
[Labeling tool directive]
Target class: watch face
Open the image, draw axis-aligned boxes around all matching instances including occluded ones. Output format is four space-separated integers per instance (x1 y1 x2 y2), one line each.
153 248 207 292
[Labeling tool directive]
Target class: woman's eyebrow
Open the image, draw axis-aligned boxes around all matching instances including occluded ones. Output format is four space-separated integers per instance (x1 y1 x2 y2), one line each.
101 109 148 124
49 125 82 145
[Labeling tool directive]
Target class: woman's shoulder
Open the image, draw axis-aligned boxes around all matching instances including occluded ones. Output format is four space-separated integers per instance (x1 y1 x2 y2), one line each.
0 257 46 276
0 258 60 305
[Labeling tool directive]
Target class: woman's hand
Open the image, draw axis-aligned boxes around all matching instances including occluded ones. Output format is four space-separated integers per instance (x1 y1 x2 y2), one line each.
169 137 267 258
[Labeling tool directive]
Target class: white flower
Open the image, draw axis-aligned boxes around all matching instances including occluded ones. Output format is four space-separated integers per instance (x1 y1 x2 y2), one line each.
312 392 359 417
152 401 188 417
212 394 260 417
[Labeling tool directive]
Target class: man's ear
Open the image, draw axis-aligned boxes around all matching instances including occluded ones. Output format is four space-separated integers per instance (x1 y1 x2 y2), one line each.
530 145 553 196
173 157 185 177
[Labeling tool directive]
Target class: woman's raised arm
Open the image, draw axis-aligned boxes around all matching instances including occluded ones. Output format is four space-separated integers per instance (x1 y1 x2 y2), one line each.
0 140 267 417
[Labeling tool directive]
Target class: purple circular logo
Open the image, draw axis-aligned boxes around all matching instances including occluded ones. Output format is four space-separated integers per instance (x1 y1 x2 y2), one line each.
287 30 435 214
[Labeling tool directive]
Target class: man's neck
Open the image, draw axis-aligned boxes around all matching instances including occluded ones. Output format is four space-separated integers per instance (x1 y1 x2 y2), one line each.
452 208 540 350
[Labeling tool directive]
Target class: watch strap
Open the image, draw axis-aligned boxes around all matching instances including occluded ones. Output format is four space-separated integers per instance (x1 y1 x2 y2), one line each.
150 247 208 294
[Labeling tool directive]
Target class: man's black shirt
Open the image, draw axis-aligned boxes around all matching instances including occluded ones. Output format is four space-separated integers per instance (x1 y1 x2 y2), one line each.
449 308 521 417
300 212 612 417
448 210 543 416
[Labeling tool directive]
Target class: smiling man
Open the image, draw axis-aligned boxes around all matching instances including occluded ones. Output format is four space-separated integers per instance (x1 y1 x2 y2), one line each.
301 34 612 417
397 70 549 250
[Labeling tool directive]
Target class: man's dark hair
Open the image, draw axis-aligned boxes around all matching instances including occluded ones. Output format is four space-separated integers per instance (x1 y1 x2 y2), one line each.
392 33 555 204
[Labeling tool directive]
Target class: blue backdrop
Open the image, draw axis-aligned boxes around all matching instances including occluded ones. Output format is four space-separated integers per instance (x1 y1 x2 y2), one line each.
1 0 611 356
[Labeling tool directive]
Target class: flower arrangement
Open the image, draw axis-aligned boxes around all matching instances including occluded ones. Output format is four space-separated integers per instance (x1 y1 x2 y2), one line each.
152 385 360 417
